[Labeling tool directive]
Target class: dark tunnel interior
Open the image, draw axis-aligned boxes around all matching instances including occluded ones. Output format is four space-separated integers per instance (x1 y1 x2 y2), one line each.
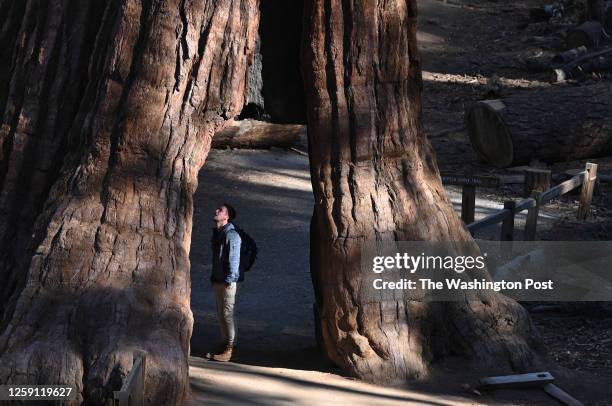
239 0 307 124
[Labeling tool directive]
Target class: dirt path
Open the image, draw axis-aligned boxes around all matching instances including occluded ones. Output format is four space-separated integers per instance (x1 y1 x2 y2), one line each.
190 149 318 370
187 357 489 406
188 357 558 406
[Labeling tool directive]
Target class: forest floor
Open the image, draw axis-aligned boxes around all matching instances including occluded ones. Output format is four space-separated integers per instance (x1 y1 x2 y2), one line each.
419 0 612 390
420 0 612 241
188 0 612 404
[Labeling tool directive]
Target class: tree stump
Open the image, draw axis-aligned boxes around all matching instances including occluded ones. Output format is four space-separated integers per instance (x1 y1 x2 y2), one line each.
523 168 552 197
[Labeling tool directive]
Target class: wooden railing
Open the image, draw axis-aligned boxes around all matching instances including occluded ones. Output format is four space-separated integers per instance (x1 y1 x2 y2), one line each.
114 351 146 406
450 162 598 241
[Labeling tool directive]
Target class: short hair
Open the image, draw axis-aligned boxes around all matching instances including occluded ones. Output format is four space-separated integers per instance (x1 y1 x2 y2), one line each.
223 203 237 221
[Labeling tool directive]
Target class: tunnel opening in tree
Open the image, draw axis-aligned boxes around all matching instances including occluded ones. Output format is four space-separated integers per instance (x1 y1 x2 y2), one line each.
238 0 307 125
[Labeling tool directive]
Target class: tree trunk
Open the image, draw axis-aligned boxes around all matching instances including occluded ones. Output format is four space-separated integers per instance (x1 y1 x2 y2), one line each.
466 83 612 168
301 0 538 384
0 0 258 404
211 119 305 149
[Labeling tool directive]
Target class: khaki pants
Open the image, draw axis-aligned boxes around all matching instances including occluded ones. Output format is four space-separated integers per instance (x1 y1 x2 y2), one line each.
213 282 237 346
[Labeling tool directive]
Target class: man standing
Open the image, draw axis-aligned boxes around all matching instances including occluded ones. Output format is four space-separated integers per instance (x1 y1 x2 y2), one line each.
210 203 242 362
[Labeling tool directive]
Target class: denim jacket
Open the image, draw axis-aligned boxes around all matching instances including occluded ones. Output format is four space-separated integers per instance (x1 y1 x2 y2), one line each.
211 223 243 284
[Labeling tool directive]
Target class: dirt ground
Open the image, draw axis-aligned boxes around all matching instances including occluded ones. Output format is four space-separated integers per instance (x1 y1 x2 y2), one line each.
187 356 611 406
419 0 612 388
420 0 612 216
188 0 612 404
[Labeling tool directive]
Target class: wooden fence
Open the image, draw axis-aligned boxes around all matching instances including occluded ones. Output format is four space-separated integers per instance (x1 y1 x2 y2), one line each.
114 351 146 406
442 162 598 241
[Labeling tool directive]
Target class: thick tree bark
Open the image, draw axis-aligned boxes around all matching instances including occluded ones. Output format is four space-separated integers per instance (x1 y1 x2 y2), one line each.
466 83 612 168
302 0 538 384
0 0 258 404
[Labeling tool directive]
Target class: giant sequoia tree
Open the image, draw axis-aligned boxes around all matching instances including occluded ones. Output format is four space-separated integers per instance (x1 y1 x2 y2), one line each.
0 0 257 404
302 0 538 383
0 0 538 404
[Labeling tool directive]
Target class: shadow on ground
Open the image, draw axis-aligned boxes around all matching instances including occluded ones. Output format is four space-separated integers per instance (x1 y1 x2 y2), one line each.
187 357 483 406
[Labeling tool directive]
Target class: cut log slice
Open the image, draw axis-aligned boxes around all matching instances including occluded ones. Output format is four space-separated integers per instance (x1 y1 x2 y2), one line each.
466 100 514 168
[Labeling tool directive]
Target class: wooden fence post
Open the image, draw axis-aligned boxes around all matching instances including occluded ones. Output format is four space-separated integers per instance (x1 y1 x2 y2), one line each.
135 350 146 406
500 200 516 260
577 162 598 220
462 185 476 224
524 191 543 241
500 200 516 241
114 350 146 406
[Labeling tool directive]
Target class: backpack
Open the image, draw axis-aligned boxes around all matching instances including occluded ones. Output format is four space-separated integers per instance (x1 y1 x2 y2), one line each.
234 226 257 272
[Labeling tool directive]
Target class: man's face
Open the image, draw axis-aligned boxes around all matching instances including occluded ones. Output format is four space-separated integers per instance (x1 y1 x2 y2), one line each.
214 206 229 222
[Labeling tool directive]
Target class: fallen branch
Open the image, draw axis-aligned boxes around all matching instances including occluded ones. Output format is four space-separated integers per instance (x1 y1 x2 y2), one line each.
552 45 612 82
290 147 308 156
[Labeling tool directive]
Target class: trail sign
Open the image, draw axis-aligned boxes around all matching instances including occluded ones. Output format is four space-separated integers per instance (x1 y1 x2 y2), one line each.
441 174 500 188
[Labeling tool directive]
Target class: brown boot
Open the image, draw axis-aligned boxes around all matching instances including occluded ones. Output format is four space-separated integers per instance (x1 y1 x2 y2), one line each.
205 343 226 360
212 344 233 362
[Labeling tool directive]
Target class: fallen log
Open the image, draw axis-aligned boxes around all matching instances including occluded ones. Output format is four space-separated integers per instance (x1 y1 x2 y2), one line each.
552 46 588 63
212 119 306 149
466 83 612 168
552 50 612 82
